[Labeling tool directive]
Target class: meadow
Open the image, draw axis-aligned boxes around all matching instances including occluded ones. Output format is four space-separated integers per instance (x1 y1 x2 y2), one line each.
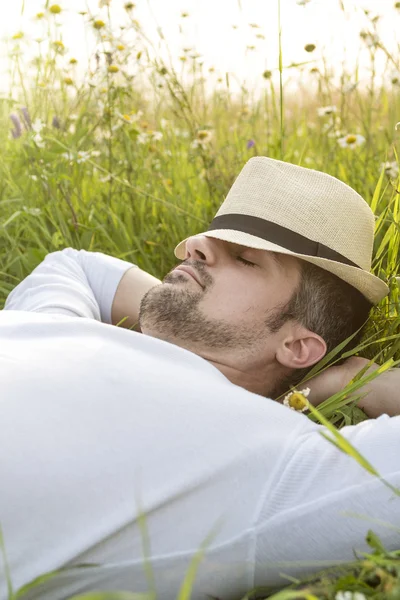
1 0 400 598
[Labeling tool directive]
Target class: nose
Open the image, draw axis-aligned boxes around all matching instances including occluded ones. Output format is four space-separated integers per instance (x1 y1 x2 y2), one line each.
183 235 219 266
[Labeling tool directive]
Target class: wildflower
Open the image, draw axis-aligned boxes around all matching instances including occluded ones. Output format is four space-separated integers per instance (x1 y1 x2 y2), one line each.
52 116 61 129
32 119 45 134
317 105 337 117
99 0 112 6
335 592 367 600
304 43 316 52
35 12 45 19
52 40 65 53
108 65 119 73
381 161 399 179
283 388 310 412
249 23 259 28
77 151 91 164
152 131 163 141
12 32 24 40
10 114 22 138
246 139 255 149
181 11 189 17
396 1 400 8
30 175 38 181
137 132 149 144
49 4 62 14
64 77 74 85
100 174 112 183
124 2 135 9
390 70 400 85
91 150 101 157
360 30 379 48
337 133 365 149
247 45 256 50
20 107 31 129
69 58 78 64
160 118 169 128
32 133 45 148
262 70 272 79
256 34 265 39
62 152 74 161
93 19 106 29
117 44 125 51
343 81 358 94
296 0 312 4
191 129 213 149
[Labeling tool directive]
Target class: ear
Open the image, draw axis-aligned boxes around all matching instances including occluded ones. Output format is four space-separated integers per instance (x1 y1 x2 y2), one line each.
275 326 327 370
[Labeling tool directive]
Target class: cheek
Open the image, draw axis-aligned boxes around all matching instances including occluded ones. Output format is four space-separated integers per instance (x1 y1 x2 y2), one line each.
202 280 269 319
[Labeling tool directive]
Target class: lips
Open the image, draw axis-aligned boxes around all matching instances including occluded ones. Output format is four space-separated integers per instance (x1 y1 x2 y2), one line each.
174 265 203 288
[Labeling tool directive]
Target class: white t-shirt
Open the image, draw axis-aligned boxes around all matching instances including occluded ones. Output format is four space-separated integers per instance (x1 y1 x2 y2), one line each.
1 248 399 600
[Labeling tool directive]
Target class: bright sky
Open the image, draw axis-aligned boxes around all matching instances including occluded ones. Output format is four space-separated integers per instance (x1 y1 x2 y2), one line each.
0 0 399 94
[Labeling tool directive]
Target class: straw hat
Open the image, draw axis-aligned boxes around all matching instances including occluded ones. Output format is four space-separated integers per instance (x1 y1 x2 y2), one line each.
174 157 389 305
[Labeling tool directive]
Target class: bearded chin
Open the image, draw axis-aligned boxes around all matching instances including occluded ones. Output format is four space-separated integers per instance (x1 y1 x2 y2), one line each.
138 283 201 339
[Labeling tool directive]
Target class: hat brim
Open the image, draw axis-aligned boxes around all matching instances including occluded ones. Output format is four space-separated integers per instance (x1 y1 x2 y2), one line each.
174 229 389 305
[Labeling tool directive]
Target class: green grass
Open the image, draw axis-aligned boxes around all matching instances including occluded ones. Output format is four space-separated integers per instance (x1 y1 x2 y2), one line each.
1 1 400 598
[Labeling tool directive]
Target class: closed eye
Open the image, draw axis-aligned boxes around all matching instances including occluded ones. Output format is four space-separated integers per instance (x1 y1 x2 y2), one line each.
237 256 256 267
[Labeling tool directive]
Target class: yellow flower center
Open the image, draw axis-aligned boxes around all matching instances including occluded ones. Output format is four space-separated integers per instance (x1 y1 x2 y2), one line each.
346 135 357 144
94 20 105 29
288 392 309 411
108 65 119 73
49 4 62 14
197 130 210 140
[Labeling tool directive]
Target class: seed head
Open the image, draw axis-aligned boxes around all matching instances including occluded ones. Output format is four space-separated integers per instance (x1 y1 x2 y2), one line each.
262 70 272 79
124 2 135 10
304 43 316 52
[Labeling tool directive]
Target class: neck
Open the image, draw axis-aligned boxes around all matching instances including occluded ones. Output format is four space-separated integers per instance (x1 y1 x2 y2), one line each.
207 357 286 399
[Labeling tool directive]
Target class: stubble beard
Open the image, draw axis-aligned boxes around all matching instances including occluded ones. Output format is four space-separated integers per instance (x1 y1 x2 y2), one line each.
138 274 269 352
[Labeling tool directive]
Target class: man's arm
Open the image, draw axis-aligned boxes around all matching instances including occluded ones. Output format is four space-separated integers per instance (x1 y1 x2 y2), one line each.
306 356 400 417
4 248 161 327
111 265 162 329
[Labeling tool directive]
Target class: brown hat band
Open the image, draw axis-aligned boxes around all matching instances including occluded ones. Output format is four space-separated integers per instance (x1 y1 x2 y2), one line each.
207 214 361 269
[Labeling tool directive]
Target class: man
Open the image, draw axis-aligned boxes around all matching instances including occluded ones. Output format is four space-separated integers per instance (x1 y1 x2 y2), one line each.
1 157 399 600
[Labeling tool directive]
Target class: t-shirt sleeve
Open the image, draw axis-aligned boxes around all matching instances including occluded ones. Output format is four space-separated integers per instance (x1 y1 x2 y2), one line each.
3 248 135 324
253 413 400 589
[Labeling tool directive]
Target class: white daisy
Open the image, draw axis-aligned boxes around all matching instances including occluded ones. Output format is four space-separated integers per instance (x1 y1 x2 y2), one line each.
337 134 365 149
283 388 311 412
317 106 337 117
32 118 45 134
137 132 149 144
381 161 399 178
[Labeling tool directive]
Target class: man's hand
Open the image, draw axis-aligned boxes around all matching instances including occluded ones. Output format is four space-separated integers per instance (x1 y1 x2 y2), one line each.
306 356 400 418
